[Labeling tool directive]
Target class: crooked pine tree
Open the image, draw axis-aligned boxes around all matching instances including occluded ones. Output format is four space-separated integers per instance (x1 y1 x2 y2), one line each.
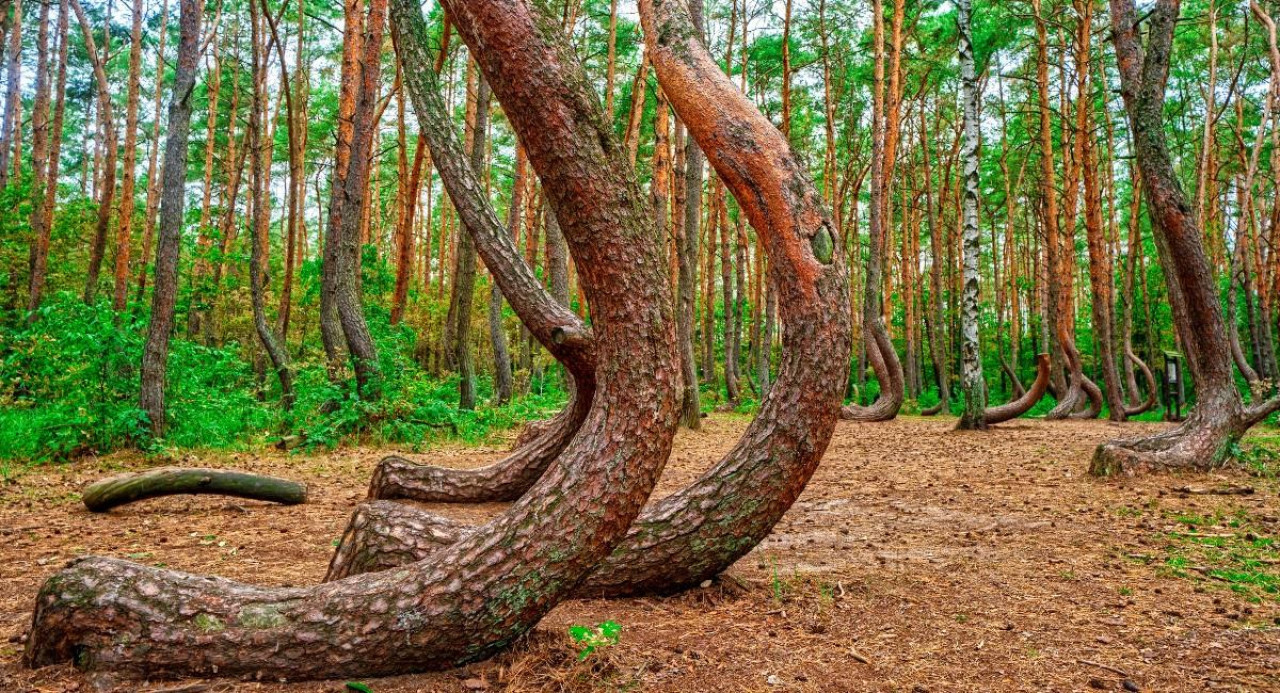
23 0 681 677
327 0 852 602
1092 0 1280 475
365 0 597 503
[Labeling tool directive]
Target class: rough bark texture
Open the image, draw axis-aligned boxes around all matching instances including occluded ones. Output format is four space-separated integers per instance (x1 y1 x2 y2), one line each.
24 0 680 679
364 0 598 504
983 353 1051 425
111 0 146 311
27 0 66 317
83 468 307 512
842 0 904 423
956 0 987 431
248 0 294 410
138 0 201 435
1092 0 1280 476
675 0 706 430
72 0 117 306
332 0 386 400
452 75 489 411
329 0 852 599
0 0 19 190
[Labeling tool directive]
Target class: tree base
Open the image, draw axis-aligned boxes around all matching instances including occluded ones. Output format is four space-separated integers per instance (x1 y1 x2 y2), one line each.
1089 412 1241 477
366 394 587 503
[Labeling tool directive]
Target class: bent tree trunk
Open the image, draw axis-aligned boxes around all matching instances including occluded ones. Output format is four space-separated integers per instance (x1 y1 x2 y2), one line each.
364 0 598 503
843 0 903 423
983 353 1051 426
328 0 852 599
83 468 307 512
24 0 681 679
1092 0 1280 476
1124 349 1158 416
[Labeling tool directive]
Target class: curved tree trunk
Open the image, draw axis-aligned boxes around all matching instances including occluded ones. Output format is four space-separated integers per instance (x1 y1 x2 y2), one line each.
842 0 903 423
1092 0 1280 476
1123 348 1158 417
328 0 851 600
362 0 597 503
1000 354 1028 399
24 0 680 679
984 353 1051 425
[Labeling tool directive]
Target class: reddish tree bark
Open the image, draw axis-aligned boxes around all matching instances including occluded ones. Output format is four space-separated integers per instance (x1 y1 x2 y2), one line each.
111 0 146 312
365 0 596 503
843 0 904 422
983 354 1051 426
27 0 64 317
1092 0 1280 475
329 0 852 600
72 0 118 306
25 0 679 679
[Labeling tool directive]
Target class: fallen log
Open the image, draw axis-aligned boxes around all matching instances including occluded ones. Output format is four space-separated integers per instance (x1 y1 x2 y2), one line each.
82 468 307 512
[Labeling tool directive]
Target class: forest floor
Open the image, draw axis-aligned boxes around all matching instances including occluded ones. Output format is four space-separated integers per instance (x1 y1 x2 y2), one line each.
1 415 1279 692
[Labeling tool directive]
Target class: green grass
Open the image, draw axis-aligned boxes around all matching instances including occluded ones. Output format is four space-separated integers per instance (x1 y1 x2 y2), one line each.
1160 507 1280 603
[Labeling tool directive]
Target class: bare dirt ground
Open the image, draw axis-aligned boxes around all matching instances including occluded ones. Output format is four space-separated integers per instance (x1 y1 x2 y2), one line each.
2 415 1278 692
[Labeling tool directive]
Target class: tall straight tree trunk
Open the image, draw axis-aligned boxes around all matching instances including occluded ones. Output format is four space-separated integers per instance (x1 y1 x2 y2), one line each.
0 0 20 190
112 0 147 311
135 0 171 303
247 0 294 410
1093 0 1280 475
139 0 202 436
487 147 523 407
921 101 951 411
1079 11 1126 421
321 0 365 370
956 0 986 430
25 0 54 316
73 0 118 305
675 0 706 429
330 0 386 399
28 0 68 317
452 73 489 410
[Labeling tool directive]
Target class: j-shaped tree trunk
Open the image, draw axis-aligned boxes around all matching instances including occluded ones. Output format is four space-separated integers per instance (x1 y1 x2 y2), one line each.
983 354 1051 426
843 0 904 423
24 0 679 678
328 0 851 600
138 0 201 435
365 0 597 503
955 0 986 431
1092 0 1280 476
1036 0 1097 421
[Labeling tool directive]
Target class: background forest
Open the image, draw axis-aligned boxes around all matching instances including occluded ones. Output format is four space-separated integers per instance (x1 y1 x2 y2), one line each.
0 0 1268 463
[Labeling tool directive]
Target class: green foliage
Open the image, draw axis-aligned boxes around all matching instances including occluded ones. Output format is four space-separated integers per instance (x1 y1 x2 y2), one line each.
568 620 621 661
0 294 567 463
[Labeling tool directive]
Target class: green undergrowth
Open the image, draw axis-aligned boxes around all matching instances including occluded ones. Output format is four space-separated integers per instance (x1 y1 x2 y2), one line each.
0 294 568 465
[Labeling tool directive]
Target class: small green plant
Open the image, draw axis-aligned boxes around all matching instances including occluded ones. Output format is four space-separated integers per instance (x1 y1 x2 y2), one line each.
1227 440 1280 478
568 620 621 661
